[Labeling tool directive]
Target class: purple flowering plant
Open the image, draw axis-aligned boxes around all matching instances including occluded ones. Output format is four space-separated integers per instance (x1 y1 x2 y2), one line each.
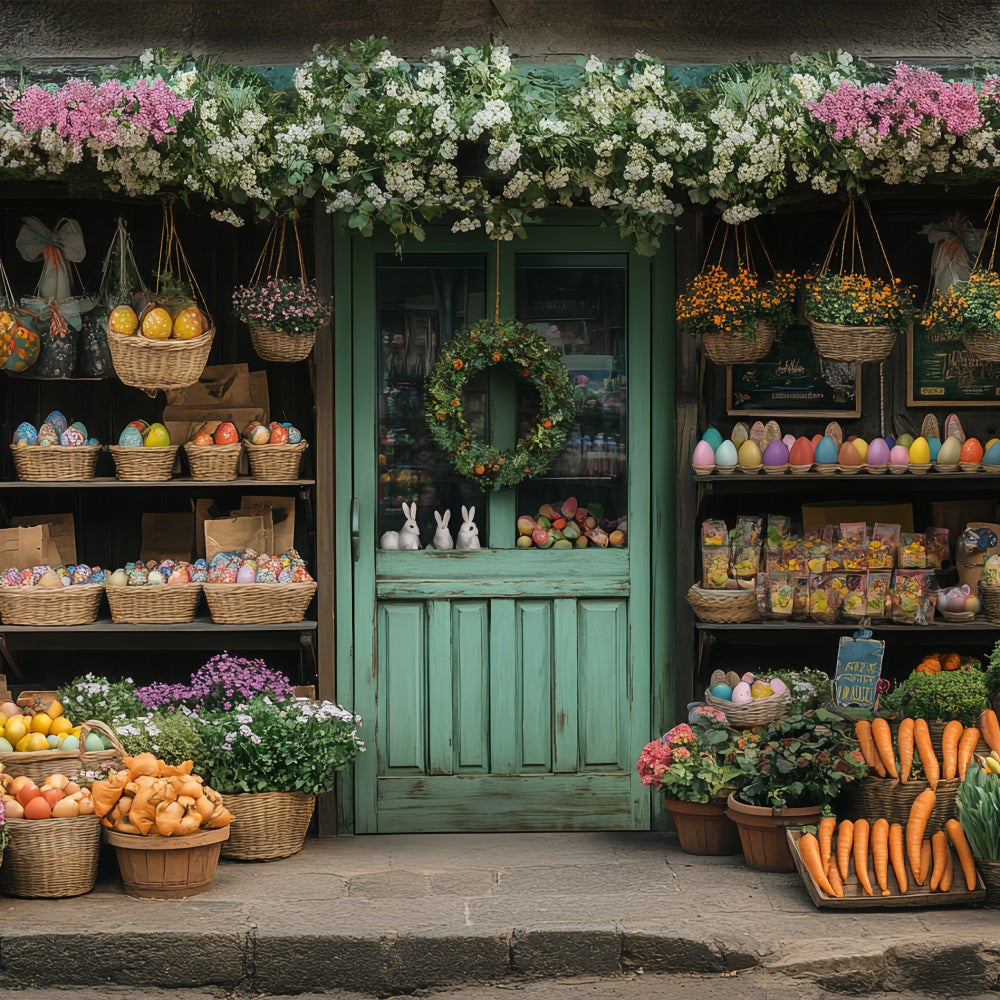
232 277 331 336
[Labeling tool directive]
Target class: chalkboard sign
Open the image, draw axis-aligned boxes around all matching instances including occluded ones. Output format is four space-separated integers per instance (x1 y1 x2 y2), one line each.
727 322 861 417
907 326 1000 407
833 632 885 709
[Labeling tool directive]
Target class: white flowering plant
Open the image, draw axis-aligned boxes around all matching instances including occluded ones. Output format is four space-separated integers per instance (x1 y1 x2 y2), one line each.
197 695 364 795
57 672 143 724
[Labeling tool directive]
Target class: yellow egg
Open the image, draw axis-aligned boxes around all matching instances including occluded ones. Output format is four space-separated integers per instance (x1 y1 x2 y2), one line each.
737 440 762 468
851 437 868 461
109 305 138 335
935 435 962 466
141 307 173 340
171 307 206 341
908 436 931 464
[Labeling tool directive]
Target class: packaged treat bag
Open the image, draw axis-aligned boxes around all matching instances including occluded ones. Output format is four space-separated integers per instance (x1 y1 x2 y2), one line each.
891 569 935 623
866 572 892 619
701 547 731 589
899 532 927 569
791 575 810 620
809 572 845 624
732 515 762 585
841 573 868 619
982 553 1000 589
869 523 900 569
701 519 728 548
768 572 794 618
805 532 831 573
926 527 950 570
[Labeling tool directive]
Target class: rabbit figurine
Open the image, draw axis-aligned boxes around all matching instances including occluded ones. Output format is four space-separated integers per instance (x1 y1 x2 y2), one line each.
432 509 454 550
379 501 422 550
455 505 480 551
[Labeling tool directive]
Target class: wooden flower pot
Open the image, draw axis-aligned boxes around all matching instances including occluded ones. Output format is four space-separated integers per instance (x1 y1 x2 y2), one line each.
105 825 229 898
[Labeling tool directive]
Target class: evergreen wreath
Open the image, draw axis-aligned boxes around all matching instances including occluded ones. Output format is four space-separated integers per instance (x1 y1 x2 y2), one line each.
425 318 576 491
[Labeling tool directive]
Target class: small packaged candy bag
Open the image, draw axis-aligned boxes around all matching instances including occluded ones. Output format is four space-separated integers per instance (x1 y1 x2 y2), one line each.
701 519 728 547
767 572 794 618
702 547 731 589
869 523 900 569
809 572 845 624
899 533 927 569
841 573 869 619
791 574 811 620
866 571 892 619
925 526 950 570
891 569 932 623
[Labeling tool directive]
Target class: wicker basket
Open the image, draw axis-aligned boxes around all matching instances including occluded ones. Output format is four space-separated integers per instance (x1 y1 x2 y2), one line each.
184 442 242 481
0 583 104 626
701 319 775 366
10 444 101 481
109 445 179 482
975 857 1000 906
203 581 317 624
0 814 102 897
963 331 1000 362
704 689 790 728
837 775 960 832
106 583 202 624
107 326 215 392
249 325 316 363
220 790 316 861
0 719 123 784
245 441 308 481
686 584 760 623
808 319 897 363
979 583 1000 624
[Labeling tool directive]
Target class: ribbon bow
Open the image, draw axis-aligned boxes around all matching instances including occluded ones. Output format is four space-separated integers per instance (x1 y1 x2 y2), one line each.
16 217 86 301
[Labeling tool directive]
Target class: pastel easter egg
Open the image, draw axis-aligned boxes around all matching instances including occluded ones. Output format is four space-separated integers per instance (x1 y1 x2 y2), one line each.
851 437 868 462
782 434 796 451
118 426 144 447
896 433 914 449
909 436 931 464
59 425 85 447
927 437 942 462
284 425 303 445
768 677 789 696
762 439 789 466
714 440 738 468
236 563 257 584
243 420 271 445
730 423 749 445
701 427 723 450
709 683 733 701
12 421 37 446
44 411 68 436
737 440 762 469
838 441 862 466
984 441 1000 466
731 681 753 705
866 438 890 466
934 435 961 466
814 436 839 464
789 436 815 466
961 438 984 464
889 445 910 467
692 440 716 467
810 433 823 448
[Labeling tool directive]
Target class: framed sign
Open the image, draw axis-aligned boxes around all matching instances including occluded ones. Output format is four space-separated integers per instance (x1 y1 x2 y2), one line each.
726 322 861 418
833 631 885 710
907 326 1000 407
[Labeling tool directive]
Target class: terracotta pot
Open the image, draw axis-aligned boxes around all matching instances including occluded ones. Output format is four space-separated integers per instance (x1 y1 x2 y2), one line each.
726 793 823 872
664 797 741 856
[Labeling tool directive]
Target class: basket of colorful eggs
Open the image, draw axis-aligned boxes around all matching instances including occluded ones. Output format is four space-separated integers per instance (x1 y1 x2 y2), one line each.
201 548 317 624
105 559 205 624
10 411 101 481
183 421 243 481
704 669 791 727
243 421 308 481
109 420 178 481
0 564 106 626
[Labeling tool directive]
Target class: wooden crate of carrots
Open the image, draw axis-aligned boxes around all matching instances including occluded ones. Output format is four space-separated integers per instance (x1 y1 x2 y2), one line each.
788 800 986 908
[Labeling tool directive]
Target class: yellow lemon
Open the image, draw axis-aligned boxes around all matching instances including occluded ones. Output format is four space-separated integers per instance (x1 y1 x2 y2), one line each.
4 718 27 746
29 711 52 736
109 304 139 335
172 306 206 340
141 307 173 340
16 732 49 752
49 716 73 737
46 697 64 720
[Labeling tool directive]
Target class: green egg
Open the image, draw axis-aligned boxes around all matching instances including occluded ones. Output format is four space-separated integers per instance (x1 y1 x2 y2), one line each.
47 734 60 747
84 732 105 752
0 737 12 753
102 735 115 750
59 735 80 751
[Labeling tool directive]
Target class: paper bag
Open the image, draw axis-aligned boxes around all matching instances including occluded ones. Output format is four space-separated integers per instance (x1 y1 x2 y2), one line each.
10 513 77 565
140 513 195 564
0 524 61 569
204 514 268 563
957 522 1000 596
194 498 221 561
239 496 295 554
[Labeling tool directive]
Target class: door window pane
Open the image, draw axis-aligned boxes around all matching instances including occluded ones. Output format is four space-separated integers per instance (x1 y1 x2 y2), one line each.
376 254 487 547
515 254 628 545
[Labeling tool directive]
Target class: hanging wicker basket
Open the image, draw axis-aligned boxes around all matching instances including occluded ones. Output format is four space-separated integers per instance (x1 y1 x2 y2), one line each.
203 581 317 624
962 331 1000 362
245 441 308 481
107 326 215 392
808 319 897 363
702 319 775 365
0 815 102 898
184 442 243 481
109 445 178 481
220 791 316 860
249 325 316 363
0 583 104 626
106 583 202 624
10 444 101 481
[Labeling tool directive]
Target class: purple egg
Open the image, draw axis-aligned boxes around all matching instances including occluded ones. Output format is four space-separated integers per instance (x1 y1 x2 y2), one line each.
762 439 789 466
866 438 890 465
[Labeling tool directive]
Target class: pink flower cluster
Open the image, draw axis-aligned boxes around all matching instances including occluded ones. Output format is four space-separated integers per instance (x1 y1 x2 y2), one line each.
807 65 984 141
636 722 700 787
12 77 193 145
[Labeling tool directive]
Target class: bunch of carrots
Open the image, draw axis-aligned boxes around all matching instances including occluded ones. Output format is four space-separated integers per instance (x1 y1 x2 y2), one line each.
853 709 1000 788
796 791 979 899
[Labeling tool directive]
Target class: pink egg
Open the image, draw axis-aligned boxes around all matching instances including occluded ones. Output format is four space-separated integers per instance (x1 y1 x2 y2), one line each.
692 440 716 466
889 445 910 466
782 434 796 450
762 439 789 466
866 438 890 465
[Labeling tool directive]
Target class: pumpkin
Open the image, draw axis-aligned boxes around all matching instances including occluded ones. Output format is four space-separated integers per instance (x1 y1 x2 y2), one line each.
943 652 962 671
916 654 942 675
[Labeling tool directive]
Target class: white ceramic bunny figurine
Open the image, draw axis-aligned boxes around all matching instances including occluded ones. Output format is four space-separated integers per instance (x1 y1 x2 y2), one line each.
432 509 454 550
455 504 480 550
379 501 422 550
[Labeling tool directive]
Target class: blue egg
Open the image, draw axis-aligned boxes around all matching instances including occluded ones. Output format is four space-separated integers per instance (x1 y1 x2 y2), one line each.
701 427 724 451
85 437 99 446
814 435 839 464
118 426 144 447
285 425 303 444
984 441 1000 467
12 421 37 446
884 434 895 449
709 683 733 701
44 411 68 436
927 437 941 462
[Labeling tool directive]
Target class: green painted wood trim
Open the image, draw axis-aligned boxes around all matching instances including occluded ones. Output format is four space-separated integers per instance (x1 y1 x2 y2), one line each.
427 599 454 775
376 578 629 599
454 600 491 772
488 598 518 773
517 600 554 770
377 548 629 577
552 598 579 773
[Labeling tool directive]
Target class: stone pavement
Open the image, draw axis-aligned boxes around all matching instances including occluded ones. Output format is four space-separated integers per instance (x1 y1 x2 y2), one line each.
2 832 999 997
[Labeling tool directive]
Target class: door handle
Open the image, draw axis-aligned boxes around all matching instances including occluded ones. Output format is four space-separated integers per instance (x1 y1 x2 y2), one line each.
350 497 360 562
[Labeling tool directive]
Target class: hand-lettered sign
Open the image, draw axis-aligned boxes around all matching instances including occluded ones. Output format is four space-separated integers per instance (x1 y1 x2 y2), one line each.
833 629 885 709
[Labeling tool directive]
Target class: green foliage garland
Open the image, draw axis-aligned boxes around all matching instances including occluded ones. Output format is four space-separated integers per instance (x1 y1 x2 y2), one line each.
424 318 575 491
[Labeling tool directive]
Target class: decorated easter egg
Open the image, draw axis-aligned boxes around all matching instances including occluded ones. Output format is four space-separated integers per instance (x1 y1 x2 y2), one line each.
70 420 88 438
731 681 753 705
927 437 942 462
59 425 85 447
44 411 68 436
838 441 862 466
118 426 144 447
128 419 150 437
814 436 838 464
692 440 715 467
268 423 289 445
737 440 762 469
768 677 789 696
934 435 961 466
960 438 984 464
909 436 931 464
762 439 789 466
147 570 166 586
984 441 1000 467
701 427 723 450
36 422 58 446
782 433 796 451
789 436 815 466
866 438 890 466
709 683 733 701
889 445 910 467
3 323 39 372
851 437 868 462
12 421 37 446
715 440 738 468
236 563 257 584
730 423 749 445
284 424 303 445
986 438 999 453
244 421 271 446
256 566 277 584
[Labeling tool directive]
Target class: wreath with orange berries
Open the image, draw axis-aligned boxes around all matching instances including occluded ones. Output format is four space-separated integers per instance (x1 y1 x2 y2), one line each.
425 318 576 491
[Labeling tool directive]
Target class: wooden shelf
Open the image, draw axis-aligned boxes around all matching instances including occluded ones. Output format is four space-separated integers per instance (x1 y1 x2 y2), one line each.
695 620 1000 632
0 617 317 633
0 477 315 489
693 470 1000 486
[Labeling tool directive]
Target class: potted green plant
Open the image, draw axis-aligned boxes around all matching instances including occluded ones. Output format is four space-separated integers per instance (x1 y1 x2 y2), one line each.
880 669 990 728
727 708 867 871
956 762 1000 902
231 276 331 363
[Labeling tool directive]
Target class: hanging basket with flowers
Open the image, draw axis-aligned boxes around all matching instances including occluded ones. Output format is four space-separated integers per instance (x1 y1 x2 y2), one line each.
232 216 331 363
676 223 796 365
805 197 915 363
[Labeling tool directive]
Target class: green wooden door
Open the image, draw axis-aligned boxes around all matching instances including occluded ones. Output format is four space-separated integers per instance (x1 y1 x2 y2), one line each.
336 222 665 833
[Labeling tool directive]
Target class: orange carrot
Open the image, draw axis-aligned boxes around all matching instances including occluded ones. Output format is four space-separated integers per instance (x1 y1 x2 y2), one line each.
818 815 836 873
906 787 937 882
889 822 907 894
871 817 890 896
917 839 932 886
957 726 981 781
856 720 885 776
827 855 844 898
979 709 1000 756
798 832 837 896
837 819 854 881
871 718 898 779
940 843 954 893
940 720 963 781
898 717 915 783
853 818 873 896
914 718 940 790
946 818 978 891
930 830 948 890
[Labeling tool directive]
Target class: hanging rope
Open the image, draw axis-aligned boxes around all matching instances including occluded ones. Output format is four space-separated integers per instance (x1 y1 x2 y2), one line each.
972 185 1000 273
156 199 209 315
819 194 894 280
248 214 309 289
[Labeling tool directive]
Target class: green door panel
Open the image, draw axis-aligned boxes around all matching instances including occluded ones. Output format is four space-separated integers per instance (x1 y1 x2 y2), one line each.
517 600 553 771
377 602 426 773
577 599 629 769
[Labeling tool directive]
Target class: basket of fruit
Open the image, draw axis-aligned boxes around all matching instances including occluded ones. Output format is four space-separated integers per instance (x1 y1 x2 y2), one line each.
105 560 203 624
201 547 316 624
10 410 101 481
0 567 105 626
109 420 178 481
704 669 790 727
244 421 308 481
184 422 243 481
